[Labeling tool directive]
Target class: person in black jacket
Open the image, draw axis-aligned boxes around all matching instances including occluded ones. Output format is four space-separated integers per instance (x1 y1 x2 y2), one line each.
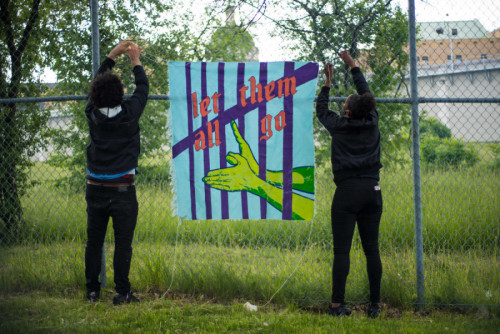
316 51 383 318
84 41 149 305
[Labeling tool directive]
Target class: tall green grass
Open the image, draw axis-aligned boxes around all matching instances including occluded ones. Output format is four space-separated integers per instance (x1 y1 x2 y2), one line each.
1 160 497 309
0 241 498 310
14 162 499 253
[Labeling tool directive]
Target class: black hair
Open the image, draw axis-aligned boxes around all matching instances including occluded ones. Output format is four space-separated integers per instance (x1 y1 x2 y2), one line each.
88 70 124 108
348 92 376 119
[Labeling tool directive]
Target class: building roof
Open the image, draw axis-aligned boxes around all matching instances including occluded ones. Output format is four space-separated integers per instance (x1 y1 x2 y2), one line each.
490 28 500 38
405 57 500 79
417 19 489 40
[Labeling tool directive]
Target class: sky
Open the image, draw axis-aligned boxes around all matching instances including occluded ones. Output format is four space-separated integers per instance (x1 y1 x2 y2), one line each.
255 0 500 61
396 0 499 31
41 0 499 81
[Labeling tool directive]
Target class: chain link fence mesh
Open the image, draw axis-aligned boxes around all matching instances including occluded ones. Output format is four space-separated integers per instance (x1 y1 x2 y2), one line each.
1 0 498 311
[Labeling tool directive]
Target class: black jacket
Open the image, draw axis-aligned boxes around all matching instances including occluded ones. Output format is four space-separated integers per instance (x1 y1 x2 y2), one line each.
316 67 382 185
85 57 149 175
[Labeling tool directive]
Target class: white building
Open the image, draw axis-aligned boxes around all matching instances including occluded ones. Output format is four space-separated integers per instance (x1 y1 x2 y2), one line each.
412 57 499 142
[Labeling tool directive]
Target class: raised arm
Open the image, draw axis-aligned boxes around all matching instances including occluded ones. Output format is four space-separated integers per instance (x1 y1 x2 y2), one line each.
94 58 115 77
316 63 340 133
126 43 149 115
339 50 371 95
94 41 133 77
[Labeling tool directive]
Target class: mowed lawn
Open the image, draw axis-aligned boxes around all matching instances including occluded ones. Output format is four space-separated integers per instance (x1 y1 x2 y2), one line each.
0 291 498 334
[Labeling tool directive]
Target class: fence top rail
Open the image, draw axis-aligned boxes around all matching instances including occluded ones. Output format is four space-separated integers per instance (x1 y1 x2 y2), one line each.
2 95 499 105
0 95 170 104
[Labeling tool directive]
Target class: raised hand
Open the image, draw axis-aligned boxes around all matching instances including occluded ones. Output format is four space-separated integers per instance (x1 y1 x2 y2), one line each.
339 50 356 68
323 62 333 87
107 41 133 60
323 63 333 82
127 43 142 66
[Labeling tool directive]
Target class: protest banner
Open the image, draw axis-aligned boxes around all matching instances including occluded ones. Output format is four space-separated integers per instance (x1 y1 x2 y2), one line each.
169 61 318 220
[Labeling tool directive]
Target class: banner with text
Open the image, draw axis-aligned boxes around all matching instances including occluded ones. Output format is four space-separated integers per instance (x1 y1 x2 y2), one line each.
169 61 319 220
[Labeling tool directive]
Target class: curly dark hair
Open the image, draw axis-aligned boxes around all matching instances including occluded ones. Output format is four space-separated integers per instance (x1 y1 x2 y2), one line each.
88 70 124 108
348 92 376 120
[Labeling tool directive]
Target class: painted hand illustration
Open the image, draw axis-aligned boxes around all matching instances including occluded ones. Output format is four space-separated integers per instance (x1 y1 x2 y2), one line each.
202 151 262 192
202 120 314 220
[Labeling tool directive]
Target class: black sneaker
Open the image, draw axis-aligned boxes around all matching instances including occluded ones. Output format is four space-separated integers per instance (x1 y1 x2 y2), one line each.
113 292 140 305
328 304 352 317
366 303 380 318
86 290 100 303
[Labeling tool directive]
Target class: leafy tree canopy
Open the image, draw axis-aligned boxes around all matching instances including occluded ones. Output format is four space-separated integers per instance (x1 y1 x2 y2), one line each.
263 0 411 166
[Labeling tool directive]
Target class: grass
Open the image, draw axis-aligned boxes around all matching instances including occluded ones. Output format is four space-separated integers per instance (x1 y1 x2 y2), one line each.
0 156 498 311
0 291 498 334
14 162 499 253
1 241 498 310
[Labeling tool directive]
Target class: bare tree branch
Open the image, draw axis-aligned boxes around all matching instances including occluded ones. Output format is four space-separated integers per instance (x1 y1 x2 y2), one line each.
243 0 267 31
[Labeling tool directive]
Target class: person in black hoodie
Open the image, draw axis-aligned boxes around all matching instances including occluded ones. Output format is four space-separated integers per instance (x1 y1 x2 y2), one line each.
84 41 148 305
316 51 382 318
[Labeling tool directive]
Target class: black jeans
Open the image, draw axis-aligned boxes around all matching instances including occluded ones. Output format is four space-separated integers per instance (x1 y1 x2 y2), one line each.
331 178 383 304
85 184 138 295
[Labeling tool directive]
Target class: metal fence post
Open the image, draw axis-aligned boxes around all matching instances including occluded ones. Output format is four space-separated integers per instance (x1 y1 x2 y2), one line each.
408 0 424 310
90 0 106 290
91 0 100 76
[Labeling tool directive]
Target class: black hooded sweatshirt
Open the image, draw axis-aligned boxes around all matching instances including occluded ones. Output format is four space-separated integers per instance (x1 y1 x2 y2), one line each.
85 57 149 176
315 67 382 185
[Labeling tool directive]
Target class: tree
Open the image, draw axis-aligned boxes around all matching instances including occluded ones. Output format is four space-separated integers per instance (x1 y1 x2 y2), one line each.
204 5 259 62
262 0 411 166
46 0 270 190
45 0 188 191
0 0 190 239
0 0 48 238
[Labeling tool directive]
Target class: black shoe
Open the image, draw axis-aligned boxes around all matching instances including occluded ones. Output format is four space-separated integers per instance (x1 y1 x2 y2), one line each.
86 290 100 303
113 292 140 305
366 304 380 318
328 304 352 317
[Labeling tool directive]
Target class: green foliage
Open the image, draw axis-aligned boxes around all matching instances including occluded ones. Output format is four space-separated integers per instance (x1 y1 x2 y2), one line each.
420 116 452 139
137 162 172 188
276 0 411 166
418 115 478 169
40 0 176 91
41 1 189 191
419 116 479 168
421 135 479 168
377 103 412 167
0 0 189 227
487 143 500 169
1 0 49 233
205 24 258 62
363 7 412 167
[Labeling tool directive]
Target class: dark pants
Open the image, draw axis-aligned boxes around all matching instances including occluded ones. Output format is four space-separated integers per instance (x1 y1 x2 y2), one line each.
331 178 383 304
85 184 138 295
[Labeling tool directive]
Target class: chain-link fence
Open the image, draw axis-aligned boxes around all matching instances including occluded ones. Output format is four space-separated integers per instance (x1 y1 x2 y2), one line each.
1 0 498 312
